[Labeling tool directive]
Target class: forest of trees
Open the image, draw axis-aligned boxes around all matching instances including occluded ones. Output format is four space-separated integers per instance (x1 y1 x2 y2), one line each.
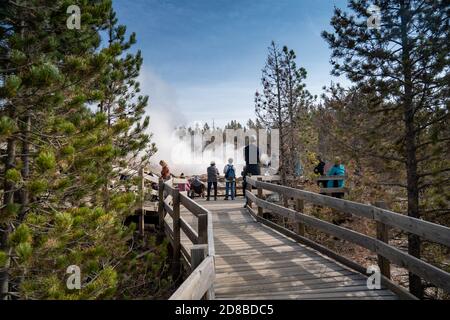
251 0 449 299
0 1 170 300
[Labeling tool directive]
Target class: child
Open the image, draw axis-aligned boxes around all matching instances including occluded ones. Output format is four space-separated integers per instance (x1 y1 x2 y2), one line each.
177 173 190 193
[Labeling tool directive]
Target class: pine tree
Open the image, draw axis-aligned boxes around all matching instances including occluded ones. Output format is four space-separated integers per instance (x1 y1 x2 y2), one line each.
96 7 156 208
280 46 314 177
0 0 166 300
225 120 243 130
322 0 449 298
255 42 288 184
255 42 313 184
0 0 116 299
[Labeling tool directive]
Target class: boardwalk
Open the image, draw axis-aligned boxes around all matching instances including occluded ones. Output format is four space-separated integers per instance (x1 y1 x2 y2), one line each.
179 198 397 300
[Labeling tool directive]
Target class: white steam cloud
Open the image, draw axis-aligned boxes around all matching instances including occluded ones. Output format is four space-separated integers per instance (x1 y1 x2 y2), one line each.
138 67 278 176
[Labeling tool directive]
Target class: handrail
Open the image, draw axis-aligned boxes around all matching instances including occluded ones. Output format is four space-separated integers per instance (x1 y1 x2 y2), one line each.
206 208 215 258
247 177 450 247
169 256 215 300
246 176 450 296
157 181 215 300
180 193 209 217
316 175 347 181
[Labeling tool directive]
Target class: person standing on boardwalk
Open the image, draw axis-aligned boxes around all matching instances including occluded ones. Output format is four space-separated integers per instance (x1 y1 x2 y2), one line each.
159 160 171 181
314 155 327 189
206 161 219 201
243 136 260 207
326 156 345 198
244 136 261 176
223 158 236 200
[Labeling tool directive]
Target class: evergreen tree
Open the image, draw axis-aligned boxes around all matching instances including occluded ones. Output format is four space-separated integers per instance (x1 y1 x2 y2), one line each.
0 0 113 298
255 42 288 184
225 120 243 130
280 46 315 177
255 42 313 184
96 7 156 208
0 1 165 300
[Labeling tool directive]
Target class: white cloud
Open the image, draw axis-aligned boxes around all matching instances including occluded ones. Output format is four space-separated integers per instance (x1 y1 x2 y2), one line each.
138 66 187 170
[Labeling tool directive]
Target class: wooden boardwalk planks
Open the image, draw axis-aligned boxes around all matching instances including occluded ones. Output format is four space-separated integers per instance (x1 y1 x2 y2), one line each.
187 199 398 300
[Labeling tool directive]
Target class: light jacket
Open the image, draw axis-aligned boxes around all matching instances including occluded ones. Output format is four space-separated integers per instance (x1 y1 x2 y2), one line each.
327 164 345 188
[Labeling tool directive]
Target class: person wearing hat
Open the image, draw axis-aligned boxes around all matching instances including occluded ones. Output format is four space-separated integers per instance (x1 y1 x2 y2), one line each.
223 158 236 200
206 161 219 201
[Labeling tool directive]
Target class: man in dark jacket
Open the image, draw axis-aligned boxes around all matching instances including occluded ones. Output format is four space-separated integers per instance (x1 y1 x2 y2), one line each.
243 136 260 207
206 161 219 201
244 136 261 176
314 155 327 188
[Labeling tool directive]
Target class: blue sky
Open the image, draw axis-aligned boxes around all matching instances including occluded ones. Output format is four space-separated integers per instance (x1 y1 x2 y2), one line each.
113 0 349 128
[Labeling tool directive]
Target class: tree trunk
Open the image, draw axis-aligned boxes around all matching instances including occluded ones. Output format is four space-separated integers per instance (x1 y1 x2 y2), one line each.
287 95 296 184
273 44 287 187
19 114 30 221
400 0 423 298
0 137 16 300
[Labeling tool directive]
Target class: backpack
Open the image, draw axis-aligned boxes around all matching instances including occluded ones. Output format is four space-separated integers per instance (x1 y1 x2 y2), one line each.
225 165 236 180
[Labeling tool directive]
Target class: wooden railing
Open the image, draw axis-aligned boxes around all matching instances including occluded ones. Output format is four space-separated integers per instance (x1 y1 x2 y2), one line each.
316 175 348 194
246 176 450 298
137 168 160 235
157 180 215 300
175 176 247 198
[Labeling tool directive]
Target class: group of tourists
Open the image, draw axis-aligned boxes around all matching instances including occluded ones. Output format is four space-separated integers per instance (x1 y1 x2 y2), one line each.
202 158 237 201
158 158 237 201
158 140 346 201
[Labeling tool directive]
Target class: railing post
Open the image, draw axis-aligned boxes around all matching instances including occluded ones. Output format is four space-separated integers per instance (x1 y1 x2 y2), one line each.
138 167 145 236
257 177 263 217
374 201 391 279
295 187 305 237
190 244 207 271
191 245 212 301
172 188 181 276
247 176 253 208
198 214 208 244
158 180 165 233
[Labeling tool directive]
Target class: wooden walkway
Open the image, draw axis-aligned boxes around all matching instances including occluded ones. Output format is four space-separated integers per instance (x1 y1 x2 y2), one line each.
179 198 397 300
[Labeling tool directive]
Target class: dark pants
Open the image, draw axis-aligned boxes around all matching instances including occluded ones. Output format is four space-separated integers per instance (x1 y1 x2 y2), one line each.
207 182 217 200
242 165 261 206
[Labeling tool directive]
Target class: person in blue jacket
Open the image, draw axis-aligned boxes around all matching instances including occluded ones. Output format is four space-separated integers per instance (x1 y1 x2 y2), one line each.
327 157 345 198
